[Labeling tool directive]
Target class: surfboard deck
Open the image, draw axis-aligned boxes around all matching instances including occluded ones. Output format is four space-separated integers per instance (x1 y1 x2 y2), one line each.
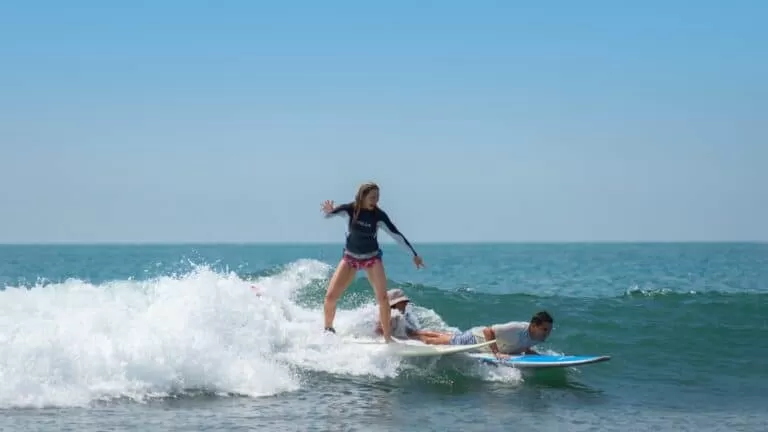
467 353 611 369
343 337 497 357
388 338 497 357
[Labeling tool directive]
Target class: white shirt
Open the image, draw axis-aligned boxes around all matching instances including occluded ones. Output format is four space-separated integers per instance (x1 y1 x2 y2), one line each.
472 321 535 354
389 308 421 338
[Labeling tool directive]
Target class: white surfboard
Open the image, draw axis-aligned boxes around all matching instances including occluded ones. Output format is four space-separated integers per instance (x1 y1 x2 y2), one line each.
342 337 496 357
386 338 497 357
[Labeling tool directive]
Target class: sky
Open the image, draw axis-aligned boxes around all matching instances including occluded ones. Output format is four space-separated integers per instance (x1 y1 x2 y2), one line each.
0 0 766 243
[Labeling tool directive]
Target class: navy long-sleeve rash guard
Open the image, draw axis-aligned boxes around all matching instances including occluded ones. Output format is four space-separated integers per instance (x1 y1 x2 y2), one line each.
325 202 418 259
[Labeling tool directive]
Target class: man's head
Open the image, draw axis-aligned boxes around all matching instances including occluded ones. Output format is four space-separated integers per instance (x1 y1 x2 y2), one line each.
387 288 410 313
528 311 554 341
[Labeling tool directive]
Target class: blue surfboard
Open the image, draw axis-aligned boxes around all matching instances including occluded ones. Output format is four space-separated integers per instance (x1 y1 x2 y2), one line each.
466 353 611 369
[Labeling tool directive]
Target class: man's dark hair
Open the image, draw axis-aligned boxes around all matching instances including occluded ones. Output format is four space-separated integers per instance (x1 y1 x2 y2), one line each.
530 311 553 325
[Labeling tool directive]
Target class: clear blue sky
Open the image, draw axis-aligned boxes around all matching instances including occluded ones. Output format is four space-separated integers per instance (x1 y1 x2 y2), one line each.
1 0 765 243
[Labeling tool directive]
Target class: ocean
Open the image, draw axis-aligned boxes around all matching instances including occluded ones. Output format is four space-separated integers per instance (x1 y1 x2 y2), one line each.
0 243 766 431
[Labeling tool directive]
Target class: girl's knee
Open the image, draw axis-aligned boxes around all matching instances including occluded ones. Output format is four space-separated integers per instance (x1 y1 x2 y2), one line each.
374 290 388 304
325 290 340 303
325 284 344 303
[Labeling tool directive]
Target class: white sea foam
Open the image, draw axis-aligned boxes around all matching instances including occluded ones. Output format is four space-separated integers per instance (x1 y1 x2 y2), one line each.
0 259 521 408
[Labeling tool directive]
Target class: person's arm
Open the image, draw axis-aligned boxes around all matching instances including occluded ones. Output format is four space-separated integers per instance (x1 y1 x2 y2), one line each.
377 210 418 257
325 202 353 219
484 322 530 357
482 327 501 356
413 329 446 338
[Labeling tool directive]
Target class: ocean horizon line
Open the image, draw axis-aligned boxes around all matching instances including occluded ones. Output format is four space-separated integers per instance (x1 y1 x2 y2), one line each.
0 240 765 246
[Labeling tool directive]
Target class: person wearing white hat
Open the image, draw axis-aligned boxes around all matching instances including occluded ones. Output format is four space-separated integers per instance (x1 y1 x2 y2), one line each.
374 288 422 339
374 288 449 340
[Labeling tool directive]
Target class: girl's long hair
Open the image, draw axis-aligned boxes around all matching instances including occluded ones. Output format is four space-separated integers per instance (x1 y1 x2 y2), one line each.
352 182 379 223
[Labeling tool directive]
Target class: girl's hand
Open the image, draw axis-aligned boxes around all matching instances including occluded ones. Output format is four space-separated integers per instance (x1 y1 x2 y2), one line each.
321 200 335 215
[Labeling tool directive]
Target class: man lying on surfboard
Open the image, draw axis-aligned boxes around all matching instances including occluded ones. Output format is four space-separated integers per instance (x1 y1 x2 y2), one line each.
372 290 553 359
417 311 554 359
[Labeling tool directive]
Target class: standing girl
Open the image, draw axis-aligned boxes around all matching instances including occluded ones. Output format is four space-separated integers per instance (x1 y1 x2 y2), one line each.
321 182 425 342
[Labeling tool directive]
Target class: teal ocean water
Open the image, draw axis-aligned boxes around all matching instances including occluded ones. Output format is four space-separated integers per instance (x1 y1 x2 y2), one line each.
1 243 766 431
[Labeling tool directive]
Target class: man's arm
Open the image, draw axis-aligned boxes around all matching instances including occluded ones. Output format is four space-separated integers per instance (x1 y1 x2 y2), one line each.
485 322 533 356
482 327 501 356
